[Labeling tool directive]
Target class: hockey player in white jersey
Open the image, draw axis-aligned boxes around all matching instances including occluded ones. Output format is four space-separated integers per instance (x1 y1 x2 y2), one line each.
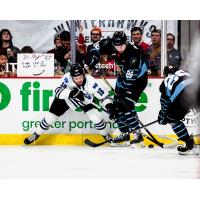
24 64 114 145
158 65 199 155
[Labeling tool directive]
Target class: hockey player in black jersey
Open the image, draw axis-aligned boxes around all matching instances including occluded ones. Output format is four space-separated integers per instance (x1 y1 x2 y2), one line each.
158 65 199 155
87 31 148 147
24 64 113 145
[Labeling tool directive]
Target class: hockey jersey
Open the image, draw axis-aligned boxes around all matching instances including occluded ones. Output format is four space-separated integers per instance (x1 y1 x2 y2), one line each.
114 43 147 91
55 73 112 108
159 70 193 113
89 39 148 91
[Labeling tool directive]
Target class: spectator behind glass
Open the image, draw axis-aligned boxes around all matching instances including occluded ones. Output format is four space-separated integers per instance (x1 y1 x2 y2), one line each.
84 26 103 75
167 33 182 69
20 46 34 53
131 27 150 68
131 27 149 52
0 53 8 77
0 29 20 63
53 31 71 71
47 33 62 54
46 33 64 76
54 30 84 72
77 25 87 55
87 26 102 53
0 52 16 77
149 29 161 76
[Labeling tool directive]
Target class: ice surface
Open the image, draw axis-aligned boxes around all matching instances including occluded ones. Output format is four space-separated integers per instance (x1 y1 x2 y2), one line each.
0 146 199 179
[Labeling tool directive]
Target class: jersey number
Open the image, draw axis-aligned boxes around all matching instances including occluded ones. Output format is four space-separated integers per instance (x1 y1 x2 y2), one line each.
164 71 189 90
97 88 104 96
164 75 179 90
126 70 134 79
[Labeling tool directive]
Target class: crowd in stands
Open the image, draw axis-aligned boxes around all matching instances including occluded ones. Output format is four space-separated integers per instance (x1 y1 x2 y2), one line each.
0 26 182 78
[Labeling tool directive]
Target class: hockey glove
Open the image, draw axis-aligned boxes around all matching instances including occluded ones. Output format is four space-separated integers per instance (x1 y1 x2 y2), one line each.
99 37 113 55
69 88 84 101
114 91 134 111
89 54 99 70
158 110 168 125
88 49 100 70
105 103 119 120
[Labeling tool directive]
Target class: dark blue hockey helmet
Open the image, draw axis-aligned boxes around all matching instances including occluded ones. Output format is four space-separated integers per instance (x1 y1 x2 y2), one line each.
164 65 178 77
112 31 127 46
70 64 84 77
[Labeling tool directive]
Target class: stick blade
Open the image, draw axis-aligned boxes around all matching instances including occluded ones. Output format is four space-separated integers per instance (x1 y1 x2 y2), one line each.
84 139 105 147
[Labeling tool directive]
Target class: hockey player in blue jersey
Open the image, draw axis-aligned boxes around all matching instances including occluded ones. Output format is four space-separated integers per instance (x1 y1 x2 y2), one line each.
158 65 199 155
87 31 148 147
24 64 114 145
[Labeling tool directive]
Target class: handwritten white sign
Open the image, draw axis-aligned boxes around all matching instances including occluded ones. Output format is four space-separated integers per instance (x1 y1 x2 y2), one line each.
17 53 54 77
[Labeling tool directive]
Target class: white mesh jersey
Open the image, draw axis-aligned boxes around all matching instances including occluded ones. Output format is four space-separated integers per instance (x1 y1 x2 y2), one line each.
55 73 112 109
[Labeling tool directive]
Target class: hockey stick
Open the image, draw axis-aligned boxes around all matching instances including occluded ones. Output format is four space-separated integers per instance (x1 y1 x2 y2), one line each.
83 68 173 148
89 75 166 147
95 76 176 148
84 120 158 147
121 119 164 148
138 120 178 149
79 89 164 148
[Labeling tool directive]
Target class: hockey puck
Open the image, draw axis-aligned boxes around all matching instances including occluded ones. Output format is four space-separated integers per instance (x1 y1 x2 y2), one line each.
148 144 154 148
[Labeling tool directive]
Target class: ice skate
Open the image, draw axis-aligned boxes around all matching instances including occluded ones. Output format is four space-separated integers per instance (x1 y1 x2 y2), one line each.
24 132 40 145
111 132 130 147
177 137 199 155
102 134 112 143
130 131 145 148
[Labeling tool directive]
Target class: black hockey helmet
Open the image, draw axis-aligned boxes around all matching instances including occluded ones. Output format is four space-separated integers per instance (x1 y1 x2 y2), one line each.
70 64 84 77
164 65 178 77
112 31 127 45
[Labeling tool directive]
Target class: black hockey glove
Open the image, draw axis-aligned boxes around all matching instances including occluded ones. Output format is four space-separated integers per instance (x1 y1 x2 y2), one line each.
99 37 113 55
69 88 84 101
105 103 119 120
88 49 100 70
89 57 98 71
158 110 168 125
114 91 134 111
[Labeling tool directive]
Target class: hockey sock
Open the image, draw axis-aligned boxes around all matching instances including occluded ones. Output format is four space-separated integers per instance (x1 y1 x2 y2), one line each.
116 112 129 133
94 120 107 135
126 110 140 131
36 112 59 135
171 121 190 142
85 109 107 136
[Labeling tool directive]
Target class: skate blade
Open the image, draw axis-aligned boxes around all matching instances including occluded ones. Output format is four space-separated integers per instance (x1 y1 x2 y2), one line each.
22 143 34 147
178 148 199 155
110 141 130 147
130 142 145 149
